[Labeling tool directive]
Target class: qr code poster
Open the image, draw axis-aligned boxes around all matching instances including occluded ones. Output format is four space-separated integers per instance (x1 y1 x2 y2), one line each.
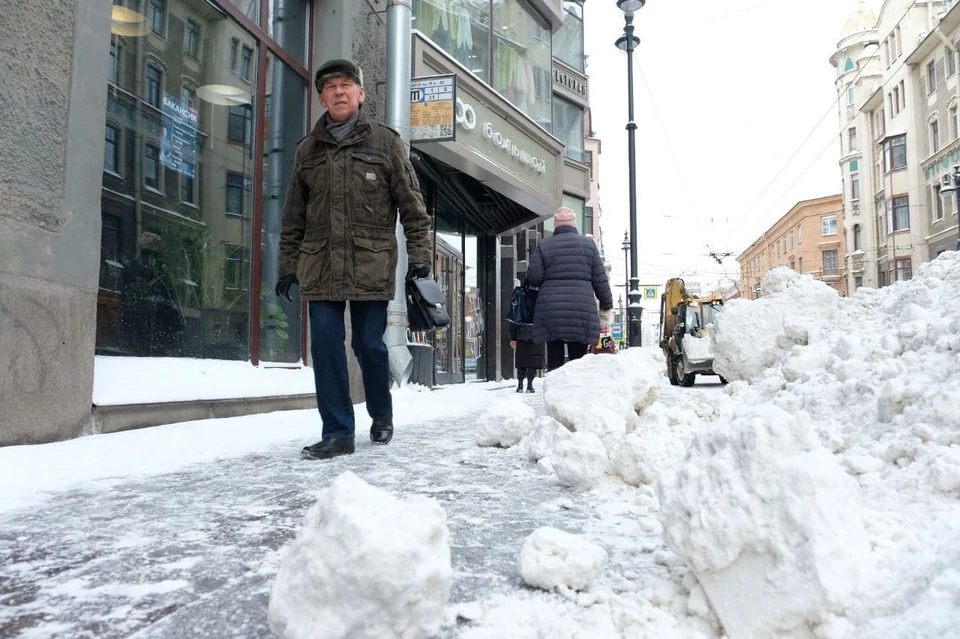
410 74 456 143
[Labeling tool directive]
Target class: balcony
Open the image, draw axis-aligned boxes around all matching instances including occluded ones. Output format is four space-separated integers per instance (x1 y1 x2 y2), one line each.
819 267 842 281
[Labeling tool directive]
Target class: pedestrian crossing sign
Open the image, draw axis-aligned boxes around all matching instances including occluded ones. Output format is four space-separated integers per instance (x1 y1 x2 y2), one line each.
644 286 658 299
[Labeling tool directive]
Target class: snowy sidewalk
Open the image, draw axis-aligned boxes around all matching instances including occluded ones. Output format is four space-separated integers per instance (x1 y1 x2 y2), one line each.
0 384 693 639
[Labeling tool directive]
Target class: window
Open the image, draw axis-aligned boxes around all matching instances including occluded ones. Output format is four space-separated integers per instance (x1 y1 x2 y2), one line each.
225 173 247 215
899 80 905 109
584 150 593 178
145 64 162 107
928 60 937 94
895 257 912 281
182 86 197 112
851 173 860 200
492 0 552 128
184 19 200 57
240 46 253 81
855 276 863 289
822 249 839 272
230 38 239 71
554 1 584 71
886 196 909 232
883 40 890 67
952 105 959 140
104 125 119 173
180 174 195 204
144 143 159 189
931 119 940 153
147 0 166 34
848 127 858 152
853 223 862 251
789 231 795 249
109 41 118 84
228 105 251 144
892 86 900 114
847 84 855 106
884 134 907 172
821 214 838 236
583 205 594 237
225 246 250 291
934 184 944 221
552 97 584 162
895 26 902 57
948 47 957 76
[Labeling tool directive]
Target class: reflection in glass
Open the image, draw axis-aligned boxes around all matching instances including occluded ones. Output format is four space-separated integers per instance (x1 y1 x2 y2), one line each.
97 0 258 359
226 0 260 22
492 0 551 129
268 0 309 65
464 226 483 380
435 200 464 381
412 0 491 82
554 1 584 71
260 54 306 362
553 96 584 162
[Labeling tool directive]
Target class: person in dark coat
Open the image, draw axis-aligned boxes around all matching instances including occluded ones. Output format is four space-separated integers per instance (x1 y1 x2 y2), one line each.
526 207 614 371
509 320 544 392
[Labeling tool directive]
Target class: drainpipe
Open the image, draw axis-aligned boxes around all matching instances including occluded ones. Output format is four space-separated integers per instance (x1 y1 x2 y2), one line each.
384 0 414 385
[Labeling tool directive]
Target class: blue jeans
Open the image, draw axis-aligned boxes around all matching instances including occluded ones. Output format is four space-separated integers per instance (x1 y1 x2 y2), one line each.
308 301 392 440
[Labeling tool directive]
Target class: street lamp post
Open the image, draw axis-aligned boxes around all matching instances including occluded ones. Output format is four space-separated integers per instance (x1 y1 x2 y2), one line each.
621 231 630 345
615 0 645 348
937 164 960 252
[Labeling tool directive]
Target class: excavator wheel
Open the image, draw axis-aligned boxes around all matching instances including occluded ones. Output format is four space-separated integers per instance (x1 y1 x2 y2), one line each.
667 356 680 386
675 355 696 387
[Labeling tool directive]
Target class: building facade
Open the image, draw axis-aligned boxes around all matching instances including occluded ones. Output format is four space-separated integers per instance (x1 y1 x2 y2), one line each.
0 0 599 445
737 195 846 299
830 0 960 294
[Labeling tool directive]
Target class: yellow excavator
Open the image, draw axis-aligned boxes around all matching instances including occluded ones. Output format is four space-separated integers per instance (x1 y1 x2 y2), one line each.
658 278 726 387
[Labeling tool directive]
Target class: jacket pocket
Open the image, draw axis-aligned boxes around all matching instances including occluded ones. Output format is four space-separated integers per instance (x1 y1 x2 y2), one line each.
350 152 393 225
297 236 330 290
352 234 395 291
298 155 330 202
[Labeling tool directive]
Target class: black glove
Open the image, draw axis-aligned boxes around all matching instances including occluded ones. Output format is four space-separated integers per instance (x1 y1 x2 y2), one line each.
406 262 431 281
275 273 299 302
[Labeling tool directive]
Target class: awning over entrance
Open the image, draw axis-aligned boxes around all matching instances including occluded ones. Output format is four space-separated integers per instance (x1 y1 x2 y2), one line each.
411 150 542 235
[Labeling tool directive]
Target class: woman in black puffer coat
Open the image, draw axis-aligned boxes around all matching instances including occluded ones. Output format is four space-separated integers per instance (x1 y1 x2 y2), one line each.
526 207 614 371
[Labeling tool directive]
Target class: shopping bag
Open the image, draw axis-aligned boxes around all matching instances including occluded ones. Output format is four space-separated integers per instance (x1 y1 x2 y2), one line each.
405 278 451 331
506 283 537 325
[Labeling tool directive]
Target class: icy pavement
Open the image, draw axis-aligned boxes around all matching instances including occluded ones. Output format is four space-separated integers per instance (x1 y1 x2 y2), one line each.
0 378 723 639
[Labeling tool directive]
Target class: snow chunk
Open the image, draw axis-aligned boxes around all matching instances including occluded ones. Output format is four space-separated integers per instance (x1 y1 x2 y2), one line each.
551 432 609 489
268 472 452 639
518 526 608 592
656 405 869 637
518 416 571 462
542 348 661 451
475 394 537 447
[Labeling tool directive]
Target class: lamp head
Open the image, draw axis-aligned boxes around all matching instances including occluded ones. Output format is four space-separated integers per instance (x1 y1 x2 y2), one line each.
617 0 646 15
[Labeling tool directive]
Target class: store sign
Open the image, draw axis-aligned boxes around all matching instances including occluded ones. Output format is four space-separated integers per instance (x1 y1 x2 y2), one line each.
454 96 551 180
410 74 456 143
553 68 587 98
161 93 198 178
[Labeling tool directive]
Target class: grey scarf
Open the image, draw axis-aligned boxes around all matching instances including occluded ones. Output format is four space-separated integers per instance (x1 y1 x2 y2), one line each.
326 112 360 141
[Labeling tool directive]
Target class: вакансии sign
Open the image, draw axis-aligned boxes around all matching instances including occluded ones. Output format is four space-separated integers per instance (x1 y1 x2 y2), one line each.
455 97 547 175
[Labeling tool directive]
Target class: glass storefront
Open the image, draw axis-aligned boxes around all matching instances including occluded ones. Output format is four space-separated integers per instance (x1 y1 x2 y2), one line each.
413 0 551 129
98 0 309 363
553 95 584 162
553 1 584 71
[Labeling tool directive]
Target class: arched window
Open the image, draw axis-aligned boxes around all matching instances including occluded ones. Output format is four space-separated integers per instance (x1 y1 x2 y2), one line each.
853 223 862 251
844 57 855 73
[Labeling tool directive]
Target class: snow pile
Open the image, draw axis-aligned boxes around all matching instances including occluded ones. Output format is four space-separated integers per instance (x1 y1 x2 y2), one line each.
268 472 452 639
681 333 714 363
518 526 608 592
475 394 537 447
542 348 662 451
518 416 571 462
658 256 960 638
611 401 703 486
551 432 609 489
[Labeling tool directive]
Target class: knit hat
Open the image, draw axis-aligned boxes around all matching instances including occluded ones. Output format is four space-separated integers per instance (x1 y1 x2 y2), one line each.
554 207 577 227
315 59 364 92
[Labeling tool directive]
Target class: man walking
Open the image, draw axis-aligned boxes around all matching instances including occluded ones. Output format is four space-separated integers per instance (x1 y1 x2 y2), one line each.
276 59 433 460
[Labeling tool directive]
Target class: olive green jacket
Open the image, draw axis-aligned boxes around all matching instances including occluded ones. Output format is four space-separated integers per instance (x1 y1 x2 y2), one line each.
279 112 433 301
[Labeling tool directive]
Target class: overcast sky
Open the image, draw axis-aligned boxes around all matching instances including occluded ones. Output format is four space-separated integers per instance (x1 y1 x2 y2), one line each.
583 0 876 295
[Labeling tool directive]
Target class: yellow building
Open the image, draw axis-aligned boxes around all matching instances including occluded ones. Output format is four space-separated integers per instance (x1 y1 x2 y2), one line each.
738 195 847 298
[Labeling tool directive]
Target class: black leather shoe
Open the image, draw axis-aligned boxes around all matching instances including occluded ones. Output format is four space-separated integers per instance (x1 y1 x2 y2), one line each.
526 387 535 393
300 438 355 460
370 414 394 445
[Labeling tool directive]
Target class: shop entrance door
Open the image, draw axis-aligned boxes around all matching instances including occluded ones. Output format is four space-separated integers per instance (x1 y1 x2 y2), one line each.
434 234 464 384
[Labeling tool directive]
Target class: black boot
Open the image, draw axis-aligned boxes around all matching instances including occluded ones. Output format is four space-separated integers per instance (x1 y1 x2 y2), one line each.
370 414 393 445
526 385 535 393
516 384 524 393
300 438 355 460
